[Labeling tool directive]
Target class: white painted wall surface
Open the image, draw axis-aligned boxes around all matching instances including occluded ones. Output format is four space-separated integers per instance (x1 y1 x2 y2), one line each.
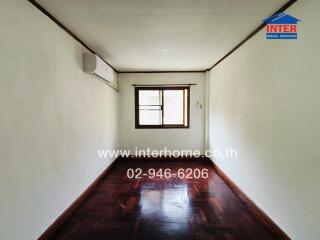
208 1 320 239
0 0 119 239
119 73 205 153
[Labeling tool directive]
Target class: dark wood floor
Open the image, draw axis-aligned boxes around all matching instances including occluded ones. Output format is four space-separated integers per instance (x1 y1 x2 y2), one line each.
50 158 278 240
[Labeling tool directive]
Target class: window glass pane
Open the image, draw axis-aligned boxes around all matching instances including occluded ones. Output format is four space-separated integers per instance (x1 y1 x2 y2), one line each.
139 105 161 110
163 90 184 125
139 110 162 125
139 90 161 105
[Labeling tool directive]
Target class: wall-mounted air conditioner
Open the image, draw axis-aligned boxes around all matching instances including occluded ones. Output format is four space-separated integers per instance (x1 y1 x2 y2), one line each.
83 53 118 90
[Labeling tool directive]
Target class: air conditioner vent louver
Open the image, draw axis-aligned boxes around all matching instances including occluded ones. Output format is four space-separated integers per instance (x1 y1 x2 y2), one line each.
83 53 118 90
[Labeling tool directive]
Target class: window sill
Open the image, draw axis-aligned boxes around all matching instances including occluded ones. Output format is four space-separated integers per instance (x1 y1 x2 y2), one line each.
135 125 190 129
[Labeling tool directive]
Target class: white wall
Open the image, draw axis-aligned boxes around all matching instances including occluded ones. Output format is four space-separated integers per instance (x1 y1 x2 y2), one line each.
207 1 320 239
119 73 205 153
0 0 118 239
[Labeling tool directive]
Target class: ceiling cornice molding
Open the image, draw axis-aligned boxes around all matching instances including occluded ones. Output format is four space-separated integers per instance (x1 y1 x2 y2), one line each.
27 0 118 73
27 0 298 73
208 0 298 71
117 70 206 74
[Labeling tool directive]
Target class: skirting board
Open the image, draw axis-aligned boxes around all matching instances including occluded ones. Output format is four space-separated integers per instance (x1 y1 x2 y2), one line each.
38 157 121 240
208 159 291 240
38 156 290 239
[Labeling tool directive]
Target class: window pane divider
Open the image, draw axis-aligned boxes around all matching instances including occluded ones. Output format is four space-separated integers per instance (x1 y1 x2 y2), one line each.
135 86 190 129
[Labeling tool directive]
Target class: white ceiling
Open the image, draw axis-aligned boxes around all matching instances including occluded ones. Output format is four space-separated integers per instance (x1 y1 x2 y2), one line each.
36 0 288 71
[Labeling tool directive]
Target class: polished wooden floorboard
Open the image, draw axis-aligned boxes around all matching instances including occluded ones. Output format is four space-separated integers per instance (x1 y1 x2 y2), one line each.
50 158 278 240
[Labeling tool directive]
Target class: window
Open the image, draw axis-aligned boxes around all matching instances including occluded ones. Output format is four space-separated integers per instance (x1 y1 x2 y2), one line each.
135 87 190 128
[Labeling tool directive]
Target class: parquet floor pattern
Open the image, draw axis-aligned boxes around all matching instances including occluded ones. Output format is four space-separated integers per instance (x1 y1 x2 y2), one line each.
51 158 277 240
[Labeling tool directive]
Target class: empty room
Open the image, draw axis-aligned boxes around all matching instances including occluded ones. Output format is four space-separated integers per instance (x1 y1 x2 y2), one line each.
1 0 319 239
